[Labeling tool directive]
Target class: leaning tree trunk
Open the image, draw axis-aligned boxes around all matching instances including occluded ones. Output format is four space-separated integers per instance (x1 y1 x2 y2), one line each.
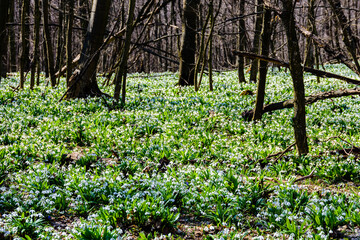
280 0 309 155
252 7 272 121
178 0 200 86
249 0 264 82
0 0 9 79
65 0 111 99
327 0 360 75
43 0 56 87
20 0 30 88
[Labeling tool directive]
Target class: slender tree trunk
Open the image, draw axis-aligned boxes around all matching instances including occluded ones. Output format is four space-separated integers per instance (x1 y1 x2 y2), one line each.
303 0 316 68
280 0 309 155
56 0 64 71
65 0 111 99
66 0 75 86
0 0 10 79
253 7 272 121
30 0 41 89
249 0 264 82
8 0 16 73
20 0 30 88
43 0 56 87
114 0 136 103
237 0 247 83
178 0 200 86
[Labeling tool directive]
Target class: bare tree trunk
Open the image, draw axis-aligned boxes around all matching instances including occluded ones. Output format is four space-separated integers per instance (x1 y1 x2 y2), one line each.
253 7 272 121
43 0 56 87
8 0 16 73
237 0 247 83
114 0 136 103
0 0 9 79
303 0 316 68
20 0 30 88
178 0 199 86
30 0 41 89
280 0 309 155
66 0 75 86
65 0 111 99
56 0 64 71
249 0 263 82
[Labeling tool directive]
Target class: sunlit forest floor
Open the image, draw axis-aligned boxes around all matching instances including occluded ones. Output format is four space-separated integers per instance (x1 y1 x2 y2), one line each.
1 65 360 239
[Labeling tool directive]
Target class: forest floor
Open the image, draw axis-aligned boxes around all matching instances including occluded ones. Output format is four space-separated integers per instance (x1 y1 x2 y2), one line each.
1 64 360 239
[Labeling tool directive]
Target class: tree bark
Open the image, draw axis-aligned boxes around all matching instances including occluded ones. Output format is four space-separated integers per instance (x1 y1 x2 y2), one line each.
30 0 41 89
20 0 30 88
249 0 264 83
253 7 272 121
65 0 111 99
0 0 9 79
43 0 57 87
114 0 136 103
8 0 16 73
242 88 360 120
178 0 200 86
237 0 247 83
280 0 309 155
66 0 75 86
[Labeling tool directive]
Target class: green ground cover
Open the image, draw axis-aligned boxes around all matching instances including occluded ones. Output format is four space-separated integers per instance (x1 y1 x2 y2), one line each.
1 65 360 239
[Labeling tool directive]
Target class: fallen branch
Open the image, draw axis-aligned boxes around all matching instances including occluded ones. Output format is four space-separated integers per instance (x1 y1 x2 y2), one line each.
242 88 360 120
293 169 316 183
233 51 360 86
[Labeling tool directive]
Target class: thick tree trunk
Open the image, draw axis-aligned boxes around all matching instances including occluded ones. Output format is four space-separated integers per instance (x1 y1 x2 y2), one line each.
242 88 360 119
65 0 111 99
43 0 56 87
178 0 199 86
0 0 9 79
249 0 263 83
253 7 272 121
30 0 41 89
237 0 247 83
280 0 309 155
20 0 30 88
